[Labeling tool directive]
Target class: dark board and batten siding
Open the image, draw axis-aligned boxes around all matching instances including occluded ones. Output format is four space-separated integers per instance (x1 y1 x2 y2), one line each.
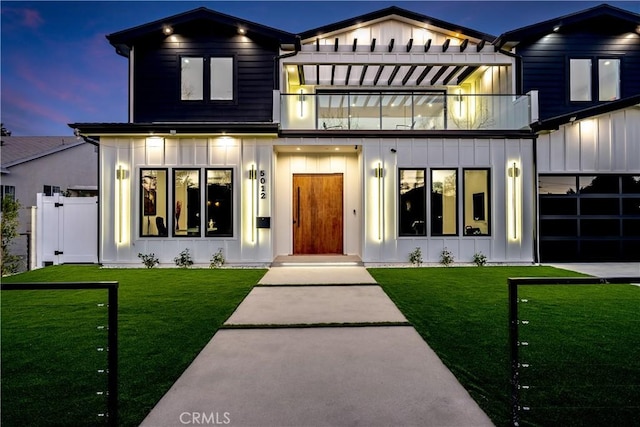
519 29 640 121
133 22 279 123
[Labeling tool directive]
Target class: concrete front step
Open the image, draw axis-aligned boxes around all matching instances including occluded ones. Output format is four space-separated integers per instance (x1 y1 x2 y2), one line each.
258 266 377 285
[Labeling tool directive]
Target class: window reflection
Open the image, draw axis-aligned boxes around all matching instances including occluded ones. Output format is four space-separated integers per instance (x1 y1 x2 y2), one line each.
399 169 426 236
206 169 233 237
140 169 167 237
173 169 201 237
431 169 457 235
463 169 490 235
539 176 577 194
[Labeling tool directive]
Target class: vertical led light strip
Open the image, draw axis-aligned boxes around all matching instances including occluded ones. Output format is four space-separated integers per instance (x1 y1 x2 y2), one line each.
376 162 383 241
116 166 124 244
507 161 521 241
250 165 257 242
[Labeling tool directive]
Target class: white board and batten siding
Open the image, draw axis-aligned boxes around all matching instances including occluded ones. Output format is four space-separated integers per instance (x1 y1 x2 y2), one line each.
537 106 640 173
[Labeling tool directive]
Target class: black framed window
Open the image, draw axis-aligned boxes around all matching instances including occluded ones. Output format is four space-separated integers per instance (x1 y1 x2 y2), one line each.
210 58 234 101
463 169 490 235
181 57 204 100
180 56 234 102
173 169 201 237
206 169 233 237
569 57 621 103
399 169 426 236
431 169 457 236
140 169 168 237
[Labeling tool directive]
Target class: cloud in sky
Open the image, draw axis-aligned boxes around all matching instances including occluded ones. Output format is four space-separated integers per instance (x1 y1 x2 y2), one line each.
1 7 44 29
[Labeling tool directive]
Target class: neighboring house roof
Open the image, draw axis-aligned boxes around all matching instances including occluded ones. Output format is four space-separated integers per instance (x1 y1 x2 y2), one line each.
495 4 640 48
532 93 640 132
299 6 496 43
107 6 298 57
0 136 87 171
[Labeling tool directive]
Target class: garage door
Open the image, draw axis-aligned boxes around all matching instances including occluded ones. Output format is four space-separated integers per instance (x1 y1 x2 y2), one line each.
539 175 640 262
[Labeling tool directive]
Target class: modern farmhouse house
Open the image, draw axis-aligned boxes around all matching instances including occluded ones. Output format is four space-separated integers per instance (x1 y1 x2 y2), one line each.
71 4 639 266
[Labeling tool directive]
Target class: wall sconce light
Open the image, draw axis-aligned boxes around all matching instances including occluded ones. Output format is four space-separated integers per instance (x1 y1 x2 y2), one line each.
374 163 384 178
298 89 306 118
249 165 257 242
507 162 521 241
162 25 173 35
116 165 127 244
375 162 384 240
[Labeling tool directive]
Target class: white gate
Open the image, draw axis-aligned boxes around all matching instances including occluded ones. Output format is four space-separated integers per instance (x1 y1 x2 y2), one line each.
36 194 98 266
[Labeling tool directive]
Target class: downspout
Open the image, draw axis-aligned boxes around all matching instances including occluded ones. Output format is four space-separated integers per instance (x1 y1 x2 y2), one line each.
273 36 301 91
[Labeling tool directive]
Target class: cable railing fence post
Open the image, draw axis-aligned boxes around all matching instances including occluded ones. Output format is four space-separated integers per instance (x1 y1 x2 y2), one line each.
508 278 520 427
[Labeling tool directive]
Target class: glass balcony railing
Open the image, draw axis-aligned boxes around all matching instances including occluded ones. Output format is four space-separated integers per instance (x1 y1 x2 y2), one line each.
280 92 534 131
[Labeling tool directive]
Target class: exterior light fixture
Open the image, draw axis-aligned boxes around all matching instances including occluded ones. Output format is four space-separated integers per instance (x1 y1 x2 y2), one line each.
238 28 246 35
249 165 257 242
298 89 306 118
553 25 560 32
162 25 173 35
375 162 384 241
507 161 521 241
116 166 127 244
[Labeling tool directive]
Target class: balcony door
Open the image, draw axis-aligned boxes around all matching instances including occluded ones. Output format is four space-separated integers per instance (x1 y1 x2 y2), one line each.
292 174 343 254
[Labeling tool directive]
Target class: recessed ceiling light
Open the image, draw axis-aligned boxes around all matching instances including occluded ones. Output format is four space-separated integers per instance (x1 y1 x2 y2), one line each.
553 25 561 32
238 28 246 35
162 25 173 35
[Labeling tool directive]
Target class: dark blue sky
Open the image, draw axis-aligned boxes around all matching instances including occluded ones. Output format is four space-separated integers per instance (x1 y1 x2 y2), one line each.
2 1 638 136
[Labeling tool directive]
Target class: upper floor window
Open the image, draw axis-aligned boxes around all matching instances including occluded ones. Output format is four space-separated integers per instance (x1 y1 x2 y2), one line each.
181 57 234 101
569 58 620 102
181 57 204 100
598 59 620 101
210 58 233 101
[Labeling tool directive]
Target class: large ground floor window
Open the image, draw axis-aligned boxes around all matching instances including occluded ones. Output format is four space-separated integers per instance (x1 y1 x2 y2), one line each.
539 174 640 261
398 167 491 237
139 168 234 238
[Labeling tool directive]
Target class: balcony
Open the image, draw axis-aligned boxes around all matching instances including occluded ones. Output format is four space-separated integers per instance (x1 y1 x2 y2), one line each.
280 91 536 131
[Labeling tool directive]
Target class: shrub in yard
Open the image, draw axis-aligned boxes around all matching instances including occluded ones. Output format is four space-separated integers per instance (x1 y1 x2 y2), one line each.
439 247 454 267
209 249 225 269
409 247 423 267
174 249 194 268
137 252 159 268
1 196 21 275
472 252 487 267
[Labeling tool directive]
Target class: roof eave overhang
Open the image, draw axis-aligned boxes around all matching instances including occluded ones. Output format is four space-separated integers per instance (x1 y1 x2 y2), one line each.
106 7 297 58
532 95 640 133
69 122 281 137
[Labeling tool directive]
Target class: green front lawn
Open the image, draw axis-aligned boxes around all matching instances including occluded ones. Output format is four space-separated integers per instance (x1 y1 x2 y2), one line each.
1 266 265 426
370 266 640 427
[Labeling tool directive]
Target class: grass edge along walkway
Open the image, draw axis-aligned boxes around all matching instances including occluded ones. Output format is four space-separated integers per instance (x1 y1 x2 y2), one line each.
1 265 265 427
370 266 640 427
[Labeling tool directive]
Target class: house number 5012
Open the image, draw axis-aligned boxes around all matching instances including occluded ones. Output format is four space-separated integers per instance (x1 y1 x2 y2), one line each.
259 170 267 200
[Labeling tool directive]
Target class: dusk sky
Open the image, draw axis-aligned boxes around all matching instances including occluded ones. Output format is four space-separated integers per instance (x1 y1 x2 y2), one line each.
2 1 638 136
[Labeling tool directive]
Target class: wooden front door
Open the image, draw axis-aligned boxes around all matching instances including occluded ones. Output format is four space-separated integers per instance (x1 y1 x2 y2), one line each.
293 174 343 254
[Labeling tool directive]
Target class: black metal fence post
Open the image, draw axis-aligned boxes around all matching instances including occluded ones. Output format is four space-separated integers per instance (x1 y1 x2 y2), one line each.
507 276 640 427
1 281 119 425
508 279 520 427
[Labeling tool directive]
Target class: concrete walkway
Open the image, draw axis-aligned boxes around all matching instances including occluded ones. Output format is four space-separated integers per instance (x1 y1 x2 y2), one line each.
141 266 494 427
547 262 640 278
